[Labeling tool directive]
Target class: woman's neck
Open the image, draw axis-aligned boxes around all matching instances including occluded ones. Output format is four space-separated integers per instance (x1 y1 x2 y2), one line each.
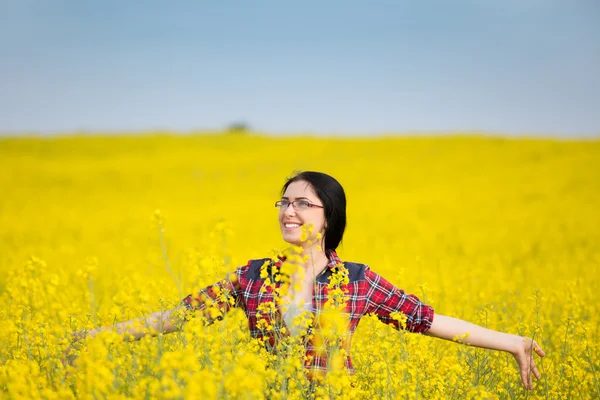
298 245 329 279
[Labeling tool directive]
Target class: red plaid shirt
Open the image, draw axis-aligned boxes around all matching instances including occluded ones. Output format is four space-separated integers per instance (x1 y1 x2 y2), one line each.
181 250 434 375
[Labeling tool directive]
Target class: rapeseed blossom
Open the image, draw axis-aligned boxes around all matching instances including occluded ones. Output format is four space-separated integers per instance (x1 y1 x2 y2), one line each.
0 134 599 398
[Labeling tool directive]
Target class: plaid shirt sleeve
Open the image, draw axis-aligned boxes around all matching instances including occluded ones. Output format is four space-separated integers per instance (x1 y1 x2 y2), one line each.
180 263 248 324
363 267 434 333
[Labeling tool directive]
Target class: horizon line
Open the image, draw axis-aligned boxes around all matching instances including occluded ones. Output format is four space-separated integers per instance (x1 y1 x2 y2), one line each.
1 128 599 141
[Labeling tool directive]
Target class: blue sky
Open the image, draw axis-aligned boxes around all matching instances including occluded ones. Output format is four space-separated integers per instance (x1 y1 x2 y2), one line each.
1 0 599 137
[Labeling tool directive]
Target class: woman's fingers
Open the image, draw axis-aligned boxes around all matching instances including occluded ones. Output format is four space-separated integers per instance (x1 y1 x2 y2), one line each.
533 343 546 357
532 362 541 380
519 361 532 390
513 338 546 390
522 343 544 389
530 341 544 381
527 358 534 389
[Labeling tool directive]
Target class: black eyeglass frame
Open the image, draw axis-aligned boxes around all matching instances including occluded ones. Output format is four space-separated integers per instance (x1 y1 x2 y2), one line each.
274 200 324 210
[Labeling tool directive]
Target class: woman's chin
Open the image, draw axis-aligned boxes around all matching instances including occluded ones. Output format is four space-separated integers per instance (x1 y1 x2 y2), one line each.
283 238 301 246
281 234 302 246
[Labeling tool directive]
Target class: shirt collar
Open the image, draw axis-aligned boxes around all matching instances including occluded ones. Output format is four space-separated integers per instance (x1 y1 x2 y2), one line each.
273 249 342 271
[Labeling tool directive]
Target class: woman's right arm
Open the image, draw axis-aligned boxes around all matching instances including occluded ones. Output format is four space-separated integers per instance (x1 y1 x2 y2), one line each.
70 262 252 348
76 307 186 342
76 264 247 342
63 307 186 367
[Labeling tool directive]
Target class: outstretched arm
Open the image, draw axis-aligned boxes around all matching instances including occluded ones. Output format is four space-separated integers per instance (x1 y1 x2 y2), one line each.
71 264 247 346
76 307 185 341
425 314 546 390
63 307 186 368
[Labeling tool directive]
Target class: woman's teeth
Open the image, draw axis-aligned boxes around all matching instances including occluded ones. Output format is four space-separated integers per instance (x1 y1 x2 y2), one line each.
285 223 301 228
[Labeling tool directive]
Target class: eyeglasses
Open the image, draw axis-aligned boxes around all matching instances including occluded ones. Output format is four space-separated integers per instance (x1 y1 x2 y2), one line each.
275 200 324 210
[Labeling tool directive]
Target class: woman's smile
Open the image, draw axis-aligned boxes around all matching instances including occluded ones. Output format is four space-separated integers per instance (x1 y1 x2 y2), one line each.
283 222 303 230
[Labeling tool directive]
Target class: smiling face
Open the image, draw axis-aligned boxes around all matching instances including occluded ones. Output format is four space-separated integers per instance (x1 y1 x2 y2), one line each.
278 180 327 249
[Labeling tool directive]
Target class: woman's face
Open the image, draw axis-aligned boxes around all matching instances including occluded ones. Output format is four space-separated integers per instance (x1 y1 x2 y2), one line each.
278 180 326 249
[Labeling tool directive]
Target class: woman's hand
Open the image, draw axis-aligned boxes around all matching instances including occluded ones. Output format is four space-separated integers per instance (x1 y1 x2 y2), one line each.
426 314 547 390
61 329 93 369
511 336 546 390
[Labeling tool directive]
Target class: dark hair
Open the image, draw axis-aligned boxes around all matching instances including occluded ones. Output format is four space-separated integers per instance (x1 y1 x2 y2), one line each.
281 171 346 251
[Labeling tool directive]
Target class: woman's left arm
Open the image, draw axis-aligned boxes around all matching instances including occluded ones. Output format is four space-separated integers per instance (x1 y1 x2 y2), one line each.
425 314 546 390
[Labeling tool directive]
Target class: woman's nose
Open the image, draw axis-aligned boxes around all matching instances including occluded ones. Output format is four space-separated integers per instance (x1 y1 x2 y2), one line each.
283 203 296 216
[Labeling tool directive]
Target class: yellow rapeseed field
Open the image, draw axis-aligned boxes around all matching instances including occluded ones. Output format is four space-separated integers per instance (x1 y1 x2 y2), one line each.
0 134 599 399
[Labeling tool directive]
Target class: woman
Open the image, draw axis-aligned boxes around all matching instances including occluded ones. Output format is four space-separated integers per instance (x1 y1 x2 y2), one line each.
69 171 545 390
